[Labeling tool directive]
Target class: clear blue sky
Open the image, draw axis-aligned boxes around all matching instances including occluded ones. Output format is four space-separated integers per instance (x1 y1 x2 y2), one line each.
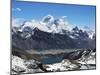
12 0 96 29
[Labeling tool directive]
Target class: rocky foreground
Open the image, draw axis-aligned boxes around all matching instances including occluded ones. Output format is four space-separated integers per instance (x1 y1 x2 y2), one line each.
11 49 96 75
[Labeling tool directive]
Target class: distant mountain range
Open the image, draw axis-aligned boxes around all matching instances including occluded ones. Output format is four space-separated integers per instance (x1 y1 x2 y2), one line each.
12 15 96 50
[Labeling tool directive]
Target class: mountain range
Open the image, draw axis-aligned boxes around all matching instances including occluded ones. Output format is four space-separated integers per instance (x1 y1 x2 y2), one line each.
12 15 96 50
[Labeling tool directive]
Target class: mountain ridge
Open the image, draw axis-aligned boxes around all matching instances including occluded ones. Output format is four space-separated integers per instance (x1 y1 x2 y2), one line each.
12 15 96 50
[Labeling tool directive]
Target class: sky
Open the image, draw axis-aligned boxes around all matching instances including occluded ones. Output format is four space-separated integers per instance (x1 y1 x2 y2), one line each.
12 0 96 30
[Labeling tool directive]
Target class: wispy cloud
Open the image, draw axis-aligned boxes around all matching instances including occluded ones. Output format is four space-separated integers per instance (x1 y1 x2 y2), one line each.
16 8 22 11
12 8 22 12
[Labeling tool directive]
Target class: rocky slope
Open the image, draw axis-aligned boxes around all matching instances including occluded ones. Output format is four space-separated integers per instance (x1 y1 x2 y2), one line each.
11 50 96 74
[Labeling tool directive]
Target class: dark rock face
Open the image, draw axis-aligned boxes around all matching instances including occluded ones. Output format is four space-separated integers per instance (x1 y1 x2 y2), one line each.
62 50 84 60
12 28 96 50
12 28 77 50
62 49 93 60
93 48 96 52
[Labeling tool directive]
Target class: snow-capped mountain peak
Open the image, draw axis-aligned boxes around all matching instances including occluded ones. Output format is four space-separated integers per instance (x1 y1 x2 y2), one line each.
12 15 95 39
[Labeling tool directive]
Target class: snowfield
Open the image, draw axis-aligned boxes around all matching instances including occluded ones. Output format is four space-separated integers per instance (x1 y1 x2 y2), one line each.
12 55 44 74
